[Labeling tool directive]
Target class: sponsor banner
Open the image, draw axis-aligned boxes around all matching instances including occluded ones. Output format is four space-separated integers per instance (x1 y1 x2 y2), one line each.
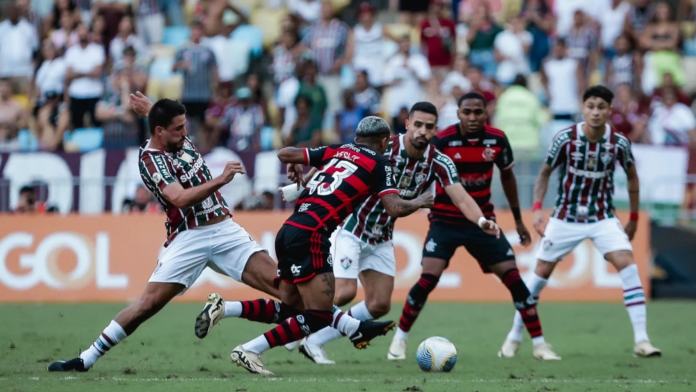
0 211 649 303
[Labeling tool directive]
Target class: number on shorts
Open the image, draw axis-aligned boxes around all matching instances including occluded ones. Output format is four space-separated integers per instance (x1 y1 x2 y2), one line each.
307 158 358 196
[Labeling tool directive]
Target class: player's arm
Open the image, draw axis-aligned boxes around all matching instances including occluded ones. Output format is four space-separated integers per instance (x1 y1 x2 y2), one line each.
162 161 245 209
380 192 433 218
495 136 531 244
278 146 328 189
129 91 153 117
620 138 639 241
532 163 554 236
444 184 499 237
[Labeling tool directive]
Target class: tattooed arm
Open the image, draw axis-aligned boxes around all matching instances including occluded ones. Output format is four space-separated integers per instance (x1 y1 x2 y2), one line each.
380 192 434 218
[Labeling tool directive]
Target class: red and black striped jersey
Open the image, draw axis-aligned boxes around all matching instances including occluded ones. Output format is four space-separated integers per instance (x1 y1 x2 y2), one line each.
285 143 399 232
430 124 515 225
139 137 230 245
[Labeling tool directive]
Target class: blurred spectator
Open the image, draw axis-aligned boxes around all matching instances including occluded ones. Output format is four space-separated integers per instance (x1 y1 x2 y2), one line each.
457 0 503 25
353 2 386 87
271 29 302 85
96 71 139 148
624 0 655 44
0 5 39 94
441 56 472 96
201 4 247 85
92 0 132 47
32 39 67 111
541 39 582 148
494 74 545 153
113 46 149 93
465 3 502 78
610 83 648 143
236 191 274 211
288 0 321 24
110 16 152 67
641 2 683 93
648 86 696 146
173 21 217 139
65 23 105 129
203 83 234 149
301 1 351 118
284 95 322 147
466 65 496 118
425 77 449 111
134 0 164 44
220 87 265 152
36 91 70 151
437 85 460 129
493 15 532 86
519 0 554 72
0 78 29 151
246 73 269 122
15 185 57 213
601 0 631 55
296 60 328 125
75 0 91 26
335 89 366 144
15 0 41 38
649 73 691 109
277 61 302 139
51 12 79 50
555 0 606 37
565 10 599 86
606 34 642 92
399 0 429 26
122 185 161 213
353 70 381 117
420 0 456 74
383 35 432 125
47 0 78 32
90 13 108 46
392 107 409 135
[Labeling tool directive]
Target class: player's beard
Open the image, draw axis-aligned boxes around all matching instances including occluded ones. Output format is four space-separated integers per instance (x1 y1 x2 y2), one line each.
411 135 429 150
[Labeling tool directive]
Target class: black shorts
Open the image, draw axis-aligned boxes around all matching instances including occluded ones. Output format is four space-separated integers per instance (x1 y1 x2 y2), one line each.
275 224 333 284
423 221 515 273
399 0 429 12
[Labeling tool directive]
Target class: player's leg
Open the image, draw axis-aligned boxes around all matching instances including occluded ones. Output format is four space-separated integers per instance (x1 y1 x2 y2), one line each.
594 218 661 357
49 227 212 372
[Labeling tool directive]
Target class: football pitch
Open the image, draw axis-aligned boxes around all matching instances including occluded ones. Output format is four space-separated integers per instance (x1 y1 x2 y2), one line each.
1 302 694 392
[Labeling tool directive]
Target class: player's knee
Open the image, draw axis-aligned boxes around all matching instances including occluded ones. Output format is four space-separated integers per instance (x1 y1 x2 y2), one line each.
608 250 634 270
535 261 555 279
334 282 358 306
365 299 390 318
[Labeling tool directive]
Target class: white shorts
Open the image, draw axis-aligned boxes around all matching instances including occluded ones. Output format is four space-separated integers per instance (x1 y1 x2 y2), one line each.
149 219 265 294
331 229 396 279
536 217 633 262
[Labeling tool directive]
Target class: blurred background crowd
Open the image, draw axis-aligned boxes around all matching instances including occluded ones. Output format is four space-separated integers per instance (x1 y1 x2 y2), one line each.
3 0 696 217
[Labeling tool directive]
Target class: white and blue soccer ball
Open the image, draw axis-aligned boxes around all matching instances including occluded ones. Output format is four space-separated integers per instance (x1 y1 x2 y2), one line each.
416 336 457 373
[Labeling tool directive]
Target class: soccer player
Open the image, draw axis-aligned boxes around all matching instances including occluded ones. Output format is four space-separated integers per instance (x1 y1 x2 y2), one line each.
293 102 500 364
48 95 325 372
388 92 561 361
228 117 435 375
499 86 661 358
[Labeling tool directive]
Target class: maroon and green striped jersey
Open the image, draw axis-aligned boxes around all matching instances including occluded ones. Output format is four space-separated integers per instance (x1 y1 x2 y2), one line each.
342 134 460 244
285 143 399 232
430 124 515 225
546 122 634 222
139 137 230 245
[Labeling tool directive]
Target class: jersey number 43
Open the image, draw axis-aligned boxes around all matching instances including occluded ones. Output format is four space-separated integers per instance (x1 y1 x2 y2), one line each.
307 158 358 196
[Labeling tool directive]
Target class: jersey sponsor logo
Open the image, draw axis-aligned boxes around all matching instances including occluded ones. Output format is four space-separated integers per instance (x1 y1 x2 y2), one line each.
291 264 301 276
202 197 214 209
460 172 492 186
384 165 394 187
448 140 462 146
152 155 173 180
436 153 457 176
341 257 353 270
335 150 361 162
399 189 417 198
570 151 584 161
600 151 613 165
568 166 611 179
482 146 495 162
506 248 514 256
483 139 497 145
425 238 437 252
152 172 162 184
179 156 205 183
454 152 462 160
195 204 221 217
180 152 194 164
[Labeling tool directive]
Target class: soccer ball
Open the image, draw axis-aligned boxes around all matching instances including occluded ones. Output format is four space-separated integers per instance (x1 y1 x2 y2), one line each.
416 336 457 373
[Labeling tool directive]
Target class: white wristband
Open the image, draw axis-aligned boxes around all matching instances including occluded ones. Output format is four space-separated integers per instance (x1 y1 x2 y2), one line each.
478 216 487 228
280 183 303 202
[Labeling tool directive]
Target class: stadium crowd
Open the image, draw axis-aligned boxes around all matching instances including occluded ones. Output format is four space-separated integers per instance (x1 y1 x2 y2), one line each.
2 0 696 213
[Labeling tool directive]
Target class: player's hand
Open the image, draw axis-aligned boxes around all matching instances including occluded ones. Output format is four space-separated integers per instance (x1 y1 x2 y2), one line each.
129 91 152 116
532 209 547 237
219 161 245 184
417 192 434 208
481 220 500 238
624 220 637 241
287 163 303 190
516 221 532 247
278 186 288 202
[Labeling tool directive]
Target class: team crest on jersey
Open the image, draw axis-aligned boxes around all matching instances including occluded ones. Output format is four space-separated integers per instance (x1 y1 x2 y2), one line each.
341 258 352 270
542 238 553 251
415 172 427 185
482 146 495 162
600 151 613 165
327 255 333 267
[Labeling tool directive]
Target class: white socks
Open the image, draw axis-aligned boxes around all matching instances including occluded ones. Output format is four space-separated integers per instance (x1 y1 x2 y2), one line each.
242 335 270 354
620 264 649 344
394 327 409 341
507 274 548 344
223 302 243 318
331 306 361 336
79 320 127 368
307 301 374 346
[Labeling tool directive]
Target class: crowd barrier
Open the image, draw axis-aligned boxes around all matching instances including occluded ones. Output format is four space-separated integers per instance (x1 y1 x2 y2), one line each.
0 211 649 303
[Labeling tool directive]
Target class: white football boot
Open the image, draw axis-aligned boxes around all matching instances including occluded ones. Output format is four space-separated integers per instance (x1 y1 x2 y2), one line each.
533 342 562 360
634 341 661 357
387 337 407 360
195 293 225 339
230 345 273 375
498 339 520 358
298 338 335 364
284 340 301 351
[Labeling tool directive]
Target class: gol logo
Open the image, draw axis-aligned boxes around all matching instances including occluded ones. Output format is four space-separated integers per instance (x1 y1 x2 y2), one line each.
0 232 128 290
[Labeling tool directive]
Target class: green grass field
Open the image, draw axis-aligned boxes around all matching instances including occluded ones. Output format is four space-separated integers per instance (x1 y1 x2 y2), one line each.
1 301 694 392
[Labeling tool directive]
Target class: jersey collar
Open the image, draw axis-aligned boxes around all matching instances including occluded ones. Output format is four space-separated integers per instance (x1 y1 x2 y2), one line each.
576 122 610 141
